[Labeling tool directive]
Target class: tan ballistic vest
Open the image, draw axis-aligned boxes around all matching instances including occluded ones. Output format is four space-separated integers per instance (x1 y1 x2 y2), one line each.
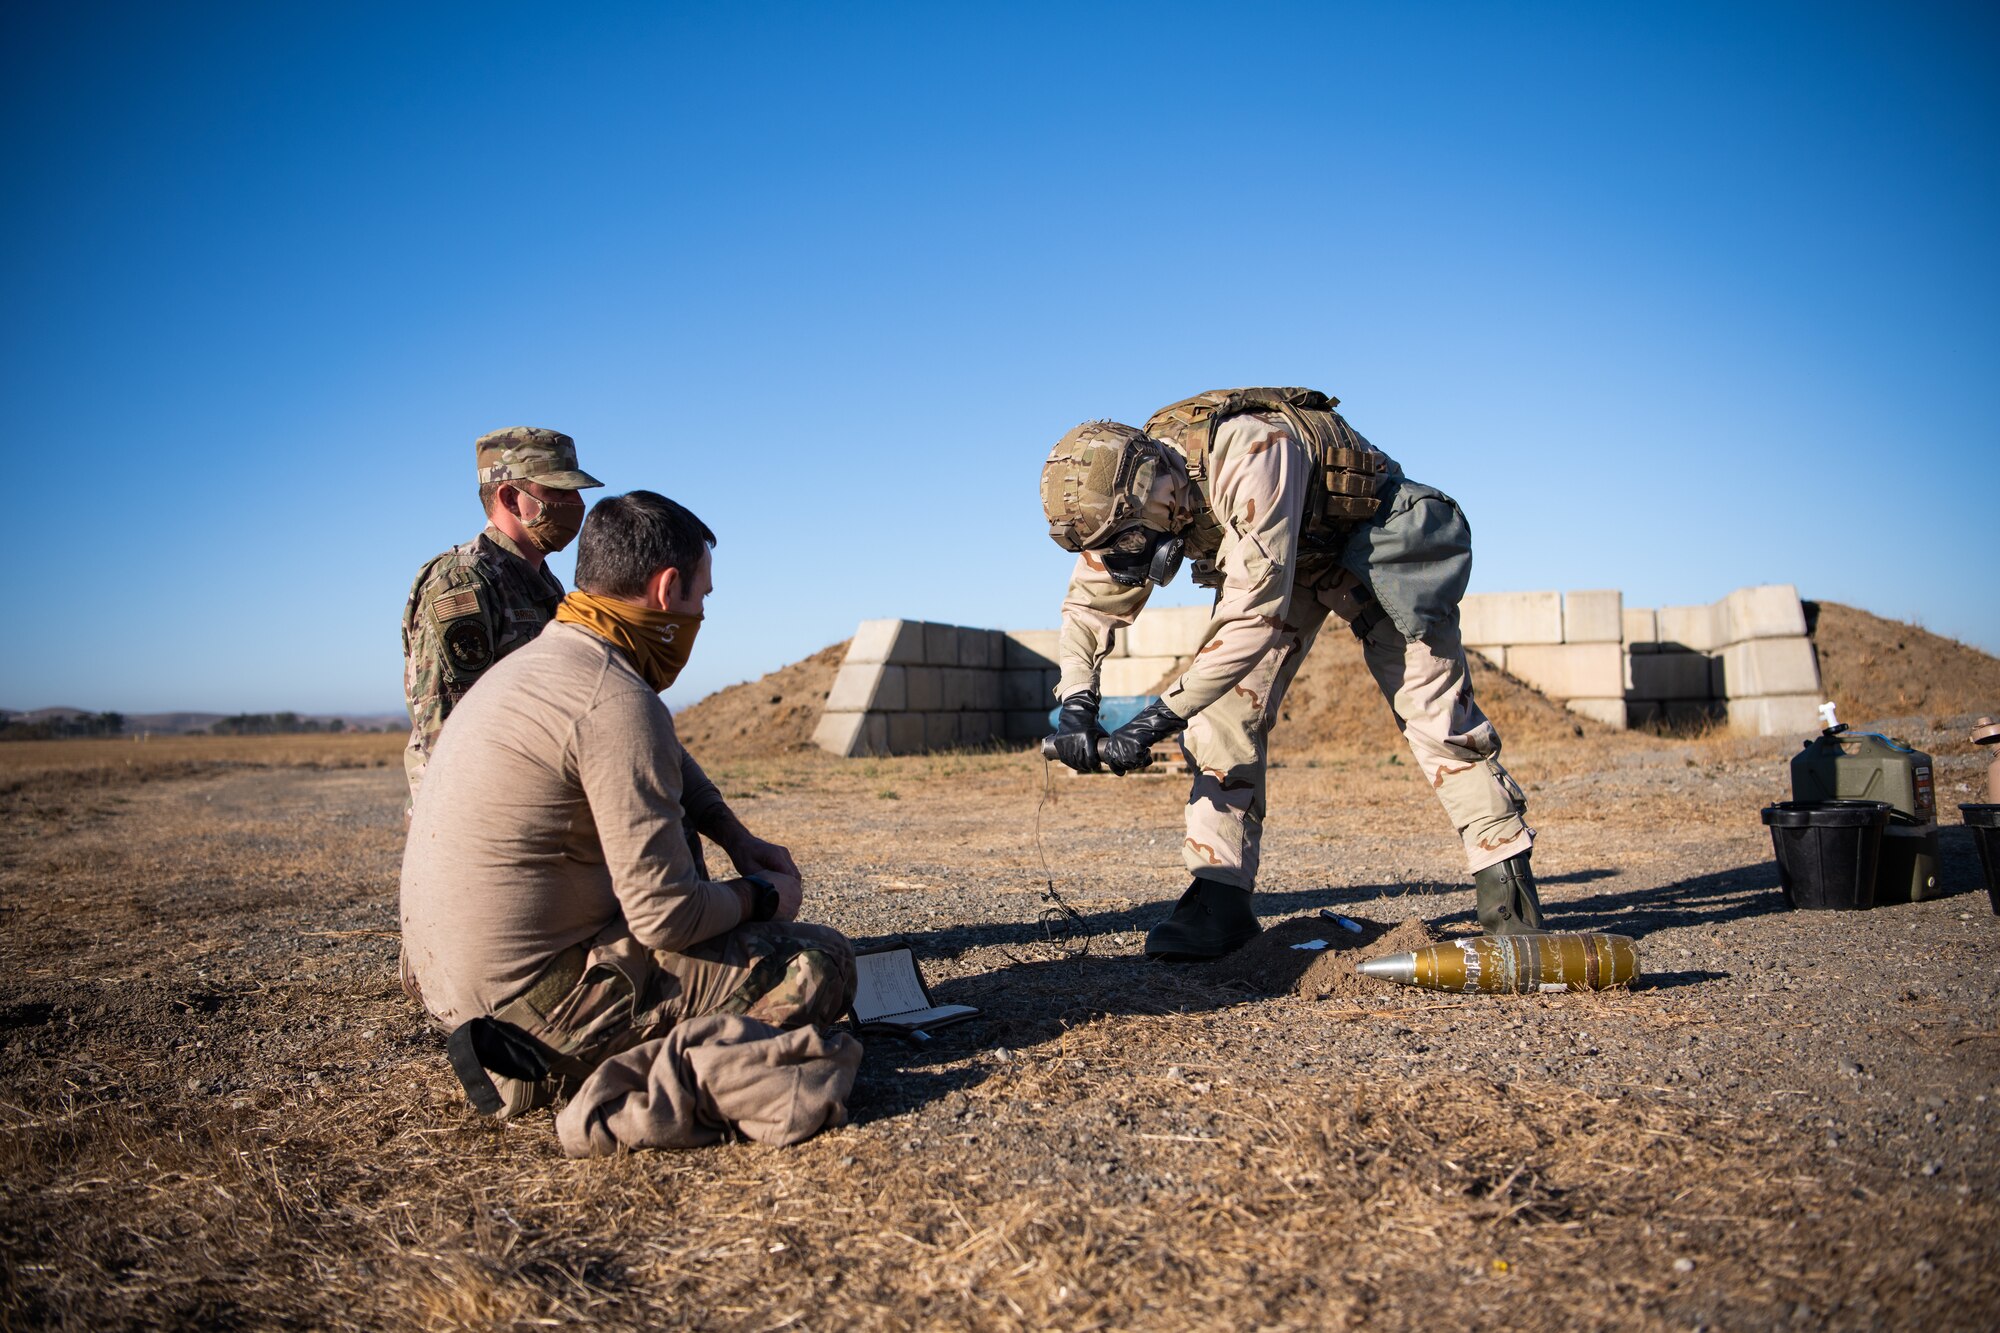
1145 388 1387 558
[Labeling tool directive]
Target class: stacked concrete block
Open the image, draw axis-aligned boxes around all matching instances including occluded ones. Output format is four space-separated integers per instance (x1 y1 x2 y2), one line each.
1562 590 1623 644
1462 591 1563 649
1722 585 1808 643
1504 643 1625 700
1466 590 1626 727
1711 587 1819 736
1620 585 1819 735
813 618 1046 756
1003 629 1060 668
1627 651 1713 702
1655 601 1726 653
812 584 1824 756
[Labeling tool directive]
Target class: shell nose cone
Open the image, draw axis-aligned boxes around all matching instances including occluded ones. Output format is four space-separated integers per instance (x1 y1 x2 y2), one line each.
1356 952 1415 983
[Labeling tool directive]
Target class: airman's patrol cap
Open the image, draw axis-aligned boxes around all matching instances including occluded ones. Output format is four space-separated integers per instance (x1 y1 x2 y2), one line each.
474 427 604 490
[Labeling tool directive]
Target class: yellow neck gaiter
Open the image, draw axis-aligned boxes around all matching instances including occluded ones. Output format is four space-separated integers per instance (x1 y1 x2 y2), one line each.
555 591 702 693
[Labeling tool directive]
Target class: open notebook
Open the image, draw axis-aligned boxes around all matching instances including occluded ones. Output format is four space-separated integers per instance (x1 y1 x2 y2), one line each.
850 945 978 1038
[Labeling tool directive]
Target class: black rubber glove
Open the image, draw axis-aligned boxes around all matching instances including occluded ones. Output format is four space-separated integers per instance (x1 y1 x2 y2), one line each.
1046 691 1105 773
1097 699 1188 775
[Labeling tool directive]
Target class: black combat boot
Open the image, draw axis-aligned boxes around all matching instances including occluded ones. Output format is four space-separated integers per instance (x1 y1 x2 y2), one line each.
1144 877 1264 961
1472 851 1545 935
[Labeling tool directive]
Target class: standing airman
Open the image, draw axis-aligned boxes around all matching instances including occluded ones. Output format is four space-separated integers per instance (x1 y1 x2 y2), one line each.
400 427 602 798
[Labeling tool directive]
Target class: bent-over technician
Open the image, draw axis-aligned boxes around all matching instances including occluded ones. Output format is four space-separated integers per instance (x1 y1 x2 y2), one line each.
1041 387 1545 961
401 491 860 1153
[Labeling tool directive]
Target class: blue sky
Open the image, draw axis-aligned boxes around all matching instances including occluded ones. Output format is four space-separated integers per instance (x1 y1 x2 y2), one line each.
3 1 1994 716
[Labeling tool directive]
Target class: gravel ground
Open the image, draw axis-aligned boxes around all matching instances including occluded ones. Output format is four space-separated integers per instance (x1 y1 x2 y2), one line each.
2 726 1997 1328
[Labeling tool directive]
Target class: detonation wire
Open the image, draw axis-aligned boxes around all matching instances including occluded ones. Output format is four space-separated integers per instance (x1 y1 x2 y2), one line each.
1013 756 1092 959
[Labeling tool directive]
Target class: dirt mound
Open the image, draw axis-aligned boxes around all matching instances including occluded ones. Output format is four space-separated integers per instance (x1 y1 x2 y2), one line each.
1810 600 2000 729
673 641 847 759
1272 629 1589 757
672 600 2000 765
1195 913 1439 1000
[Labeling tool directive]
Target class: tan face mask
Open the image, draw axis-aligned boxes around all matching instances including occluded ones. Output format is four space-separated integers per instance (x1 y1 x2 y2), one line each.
554 591 702 692
517 487 586 554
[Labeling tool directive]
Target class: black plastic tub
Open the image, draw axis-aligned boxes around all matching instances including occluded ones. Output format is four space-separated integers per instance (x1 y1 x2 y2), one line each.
1962 805 2000 915
1760 800 1891 910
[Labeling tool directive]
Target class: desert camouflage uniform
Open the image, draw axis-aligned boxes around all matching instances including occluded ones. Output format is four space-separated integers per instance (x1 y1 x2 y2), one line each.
472 918 857 1118
1057 412 1532 888
400 526 564 796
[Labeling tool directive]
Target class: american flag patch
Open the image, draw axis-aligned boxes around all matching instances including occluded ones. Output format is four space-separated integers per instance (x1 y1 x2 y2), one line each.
433 588 482 621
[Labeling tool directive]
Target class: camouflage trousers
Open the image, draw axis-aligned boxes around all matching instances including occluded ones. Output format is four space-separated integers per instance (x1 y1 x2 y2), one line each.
471 920 857 1119
1181 581 1532 889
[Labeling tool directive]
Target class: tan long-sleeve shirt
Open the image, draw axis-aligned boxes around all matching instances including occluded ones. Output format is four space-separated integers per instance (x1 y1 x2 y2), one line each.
400 622 742 1027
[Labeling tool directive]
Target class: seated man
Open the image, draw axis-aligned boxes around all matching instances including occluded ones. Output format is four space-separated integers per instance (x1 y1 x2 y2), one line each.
401 490 858 1149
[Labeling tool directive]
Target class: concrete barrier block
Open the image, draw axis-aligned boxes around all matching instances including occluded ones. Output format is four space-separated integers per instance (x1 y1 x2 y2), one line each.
1564 698 1628 729
941 668 1002 711
811 711 888 757
1467 645 1506 672
1727 694 1822 737
846 618 926 666
905 666 943 712
1502 643 1624 699
1657 602 1725 652
957 628 1002 668
1627 650 1714 701
1563 590 1623 644
921 622 959 666
923 712 962 749
1004 629 1060 668
1626 700 1662 728
825 662 906 713
1714 637 1820 698
1722 584 1807 642
1460 591 1563 646
886 713 925 755
1004 709 1049 742
1101 656 1183 696
1126 605 1211 658
967 670 1003 710
1623 608 1659 651
1002 668 1054 710
961 711 1002 745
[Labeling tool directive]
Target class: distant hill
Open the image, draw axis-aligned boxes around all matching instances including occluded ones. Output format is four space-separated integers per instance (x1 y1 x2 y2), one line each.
126 712 227 735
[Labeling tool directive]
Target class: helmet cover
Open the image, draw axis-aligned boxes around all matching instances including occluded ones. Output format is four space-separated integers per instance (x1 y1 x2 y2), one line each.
1041 421 1182 552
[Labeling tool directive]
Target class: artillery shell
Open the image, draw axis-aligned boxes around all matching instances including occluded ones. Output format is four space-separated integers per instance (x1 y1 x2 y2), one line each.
1356 932 1640 994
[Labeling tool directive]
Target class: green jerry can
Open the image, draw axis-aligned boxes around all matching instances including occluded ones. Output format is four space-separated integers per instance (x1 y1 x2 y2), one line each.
1791 718 1939 903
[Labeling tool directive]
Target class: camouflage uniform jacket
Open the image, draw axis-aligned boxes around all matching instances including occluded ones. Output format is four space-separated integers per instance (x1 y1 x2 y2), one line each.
402 526 565 795
1057 413 1473 718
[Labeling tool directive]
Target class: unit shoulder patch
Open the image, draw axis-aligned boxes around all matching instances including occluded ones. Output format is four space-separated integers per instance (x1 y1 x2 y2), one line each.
443 620 495 673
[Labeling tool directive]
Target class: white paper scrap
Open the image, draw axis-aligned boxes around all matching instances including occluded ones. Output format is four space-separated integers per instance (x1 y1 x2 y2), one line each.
1291 939 1330 951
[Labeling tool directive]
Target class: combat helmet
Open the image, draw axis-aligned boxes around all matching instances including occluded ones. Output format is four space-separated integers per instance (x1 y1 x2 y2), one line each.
1040 421 1181 552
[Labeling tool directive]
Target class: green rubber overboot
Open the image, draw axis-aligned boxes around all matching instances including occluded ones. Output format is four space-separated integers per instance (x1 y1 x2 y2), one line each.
1144 878 1264 961
1472 851 1545 935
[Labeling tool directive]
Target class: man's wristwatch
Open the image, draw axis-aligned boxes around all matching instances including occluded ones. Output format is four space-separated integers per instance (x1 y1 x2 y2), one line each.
743 873 780 922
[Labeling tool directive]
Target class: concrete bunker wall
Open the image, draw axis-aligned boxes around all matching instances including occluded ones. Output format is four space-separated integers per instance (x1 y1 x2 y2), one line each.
811 584 1822 755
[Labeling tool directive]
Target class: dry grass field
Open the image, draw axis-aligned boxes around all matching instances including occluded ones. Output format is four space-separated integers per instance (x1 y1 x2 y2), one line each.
3 702 1998 1328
